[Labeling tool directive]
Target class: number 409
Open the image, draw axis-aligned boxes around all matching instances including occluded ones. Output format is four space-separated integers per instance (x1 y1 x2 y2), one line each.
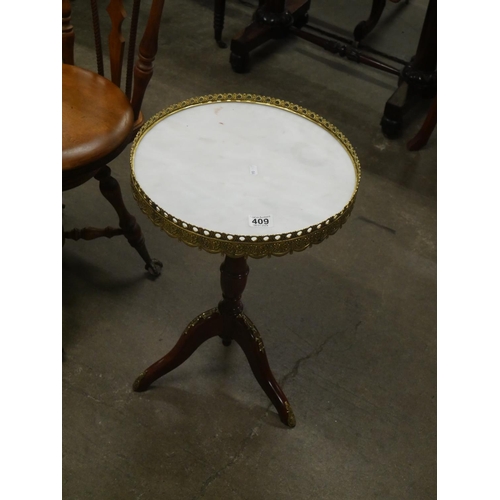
252 218 269 225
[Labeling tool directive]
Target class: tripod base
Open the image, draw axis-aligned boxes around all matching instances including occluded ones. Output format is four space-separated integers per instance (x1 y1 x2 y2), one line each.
133 257 295 428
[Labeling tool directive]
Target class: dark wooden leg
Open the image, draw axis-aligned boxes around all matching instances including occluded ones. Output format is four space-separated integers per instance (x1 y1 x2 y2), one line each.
94 165 163 277
232 314 296 427
229 0 311 73
353 0 386 42
230 21 272 73
381 81 411 138
133 255 295 427
133 309 223 391
407 96 437 151
214 0 227 48
217 256 295 427
380 0 436 137
293 12 309 29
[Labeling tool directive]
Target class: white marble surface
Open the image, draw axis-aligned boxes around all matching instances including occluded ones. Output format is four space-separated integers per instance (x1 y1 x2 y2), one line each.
133 102 358 236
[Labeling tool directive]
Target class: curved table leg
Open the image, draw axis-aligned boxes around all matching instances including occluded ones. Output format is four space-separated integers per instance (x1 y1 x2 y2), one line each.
218 256 295 427
133 309 222 391
233 314 296 428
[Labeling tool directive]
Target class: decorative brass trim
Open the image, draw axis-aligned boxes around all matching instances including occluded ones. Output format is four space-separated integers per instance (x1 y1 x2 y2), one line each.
130 93 361 259
285 401 296 428
236 313 265 352
132 372 146 391
182 308 219 335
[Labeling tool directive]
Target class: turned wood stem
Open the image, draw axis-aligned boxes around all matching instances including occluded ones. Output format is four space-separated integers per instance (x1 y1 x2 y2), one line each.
218 256 249 318
218 256 249 345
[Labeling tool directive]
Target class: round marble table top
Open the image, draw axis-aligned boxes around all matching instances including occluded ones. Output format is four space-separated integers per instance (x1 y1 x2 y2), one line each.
131 94 361 258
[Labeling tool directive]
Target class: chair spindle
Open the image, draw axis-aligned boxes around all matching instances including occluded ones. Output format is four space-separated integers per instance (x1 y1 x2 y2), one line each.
131 0 166 121
62 0 75 65
90 0 105 76
126 0 142 99
106 0 127 87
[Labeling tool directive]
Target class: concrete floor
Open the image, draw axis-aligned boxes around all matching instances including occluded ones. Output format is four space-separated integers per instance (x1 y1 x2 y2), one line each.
62 0 436 498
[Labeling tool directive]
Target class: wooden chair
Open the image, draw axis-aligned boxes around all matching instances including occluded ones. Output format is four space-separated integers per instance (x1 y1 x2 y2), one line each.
62 0 166 276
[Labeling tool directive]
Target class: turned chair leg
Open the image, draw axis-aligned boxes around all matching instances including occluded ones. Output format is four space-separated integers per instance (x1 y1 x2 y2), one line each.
94 165 163 276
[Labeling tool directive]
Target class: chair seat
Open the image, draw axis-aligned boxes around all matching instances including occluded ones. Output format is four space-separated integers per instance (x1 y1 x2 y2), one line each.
62 64 134 171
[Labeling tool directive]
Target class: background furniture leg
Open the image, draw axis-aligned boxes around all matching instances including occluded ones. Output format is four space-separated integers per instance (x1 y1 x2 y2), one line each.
380 0 436 137
214 0 227 48
229 0 311 73
407 96 437 151
353 0 386 42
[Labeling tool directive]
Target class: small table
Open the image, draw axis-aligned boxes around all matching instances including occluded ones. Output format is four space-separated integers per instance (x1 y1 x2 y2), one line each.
131 94 361 427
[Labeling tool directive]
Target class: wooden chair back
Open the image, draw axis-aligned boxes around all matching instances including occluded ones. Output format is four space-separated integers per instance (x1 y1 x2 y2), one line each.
62 0 166 124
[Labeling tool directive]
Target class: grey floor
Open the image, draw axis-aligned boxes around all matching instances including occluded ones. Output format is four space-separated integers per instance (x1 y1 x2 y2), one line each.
62 0 436 498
